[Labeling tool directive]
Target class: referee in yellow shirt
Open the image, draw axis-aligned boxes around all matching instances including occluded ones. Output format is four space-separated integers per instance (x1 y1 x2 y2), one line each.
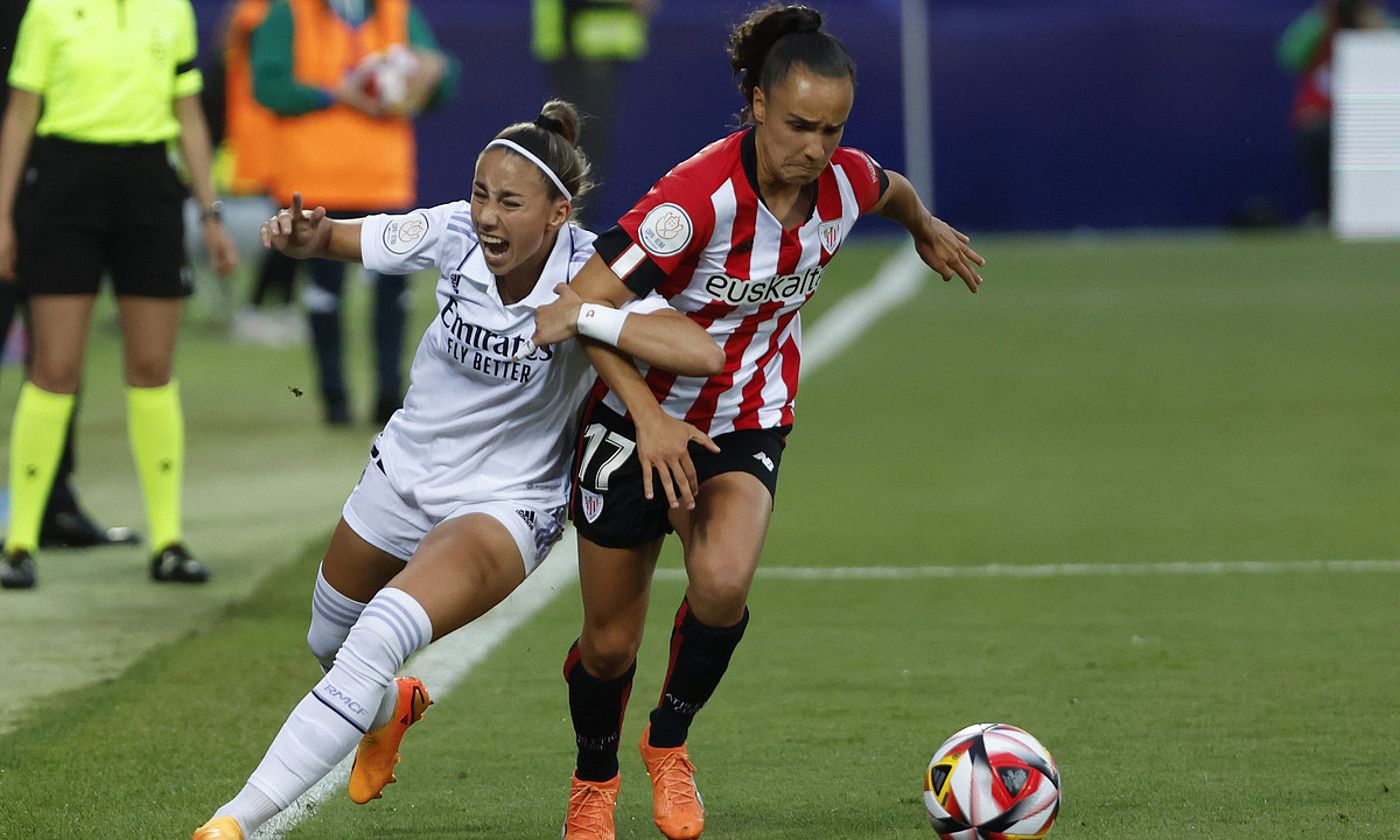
0 0 238 590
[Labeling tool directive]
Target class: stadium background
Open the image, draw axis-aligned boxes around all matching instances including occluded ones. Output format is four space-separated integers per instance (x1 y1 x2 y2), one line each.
184 0 1318 230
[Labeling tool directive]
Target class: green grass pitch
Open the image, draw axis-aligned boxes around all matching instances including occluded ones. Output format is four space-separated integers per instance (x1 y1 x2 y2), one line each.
0 231 1396 838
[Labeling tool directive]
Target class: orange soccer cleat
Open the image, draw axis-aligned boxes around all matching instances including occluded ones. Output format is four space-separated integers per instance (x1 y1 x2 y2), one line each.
562 773 621 840
639 725 705 839
347 676 432 804
192 816 244 839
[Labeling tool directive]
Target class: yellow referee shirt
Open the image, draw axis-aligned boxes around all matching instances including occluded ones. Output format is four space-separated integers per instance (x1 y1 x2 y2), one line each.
8 0 204 144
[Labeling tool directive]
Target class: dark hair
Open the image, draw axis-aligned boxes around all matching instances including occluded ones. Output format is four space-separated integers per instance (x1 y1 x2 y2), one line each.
727 4 856 125
487 99 593 210
1332 0 1372 28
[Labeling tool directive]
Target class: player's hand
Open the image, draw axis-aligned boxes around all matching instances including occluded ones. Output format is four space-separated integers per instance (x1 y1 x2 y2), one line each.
535 283 584 342
633 407 720 510
203 219 240 277
399 49 446 117
0 220 17 283
516 283 587 360
916 214 985 293
261 192 329 259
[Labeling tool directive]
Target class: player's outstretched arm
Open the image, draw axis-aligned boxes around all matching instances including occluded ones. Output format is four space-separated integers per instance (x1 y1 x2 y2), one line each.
872 170 986 293
537 253 721 510
535 279 723 377
582 339 719 512
260 192 363 262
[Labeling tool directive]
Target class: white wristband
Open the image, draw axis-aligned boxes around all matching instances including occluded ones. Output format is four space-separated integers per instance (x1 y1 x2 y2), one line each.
576 303 629 347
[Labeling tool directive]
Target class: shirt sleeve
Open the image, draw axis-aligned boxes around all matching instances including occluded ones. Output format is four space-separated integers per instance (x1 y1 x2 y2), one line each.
172 1 204 98
360 203 461 276
7 1 54 93
832 146 889 215
251 1 335 114
593 170 715 298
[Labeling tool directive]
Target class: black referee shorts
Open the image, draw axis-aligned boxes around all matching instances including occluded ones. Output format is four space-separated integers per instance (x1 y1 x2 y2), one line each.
570 399 790 549
15 136 191 298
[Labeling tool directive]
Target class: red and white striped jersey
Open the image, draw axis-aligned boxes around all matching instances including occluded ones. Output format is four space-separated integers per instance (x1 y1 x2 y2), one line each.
593 128 887 436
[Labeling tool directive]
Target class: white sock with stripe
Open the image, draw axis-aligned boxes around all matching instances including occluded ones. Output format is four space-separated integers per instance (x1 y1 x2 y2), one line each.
212 588 433 834
306 563 369 672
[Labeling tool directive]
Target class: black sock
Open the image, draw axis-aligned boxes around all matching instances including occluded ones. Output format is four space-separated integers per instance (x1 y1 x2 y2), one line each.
565 641 636 782
648 600 749 748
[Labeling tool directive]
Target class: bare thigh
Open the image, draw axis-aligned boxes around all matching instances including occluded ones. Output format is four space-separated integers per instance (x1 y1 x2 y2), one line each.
669 471 773 627
26 295 97 393
386 513 528 642
321 517 405 603
577 536 664 679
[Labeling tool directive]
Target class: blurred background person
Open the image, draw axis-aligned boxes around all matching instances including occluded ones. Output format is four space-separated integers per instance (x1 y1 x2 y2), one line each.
212 0 305 347
0 0 238 589
532 0 655 228
1277 0 1396 223
250 0 460 425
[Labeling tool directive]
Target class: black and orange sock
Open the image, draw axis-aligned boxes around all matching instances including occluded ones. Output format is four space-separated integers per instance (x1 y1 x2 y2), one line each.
647 599 749 749
565 641 636 782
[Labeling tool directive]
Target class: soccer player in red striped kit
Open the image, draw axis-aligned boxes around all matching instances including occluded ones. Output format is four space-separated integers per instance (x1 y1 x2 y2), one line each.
527 6 986 838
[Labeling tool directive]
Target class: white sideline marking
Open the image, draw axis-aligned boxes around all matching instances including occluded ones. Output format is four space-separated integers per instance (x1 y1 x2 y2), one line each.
800 243 926 377
651 558 1400 583
254 244 930 837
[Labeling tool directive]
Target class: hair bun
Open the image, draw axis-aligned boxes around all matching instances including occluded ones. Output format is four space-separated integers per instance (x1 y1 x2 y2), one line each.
534 114 566 135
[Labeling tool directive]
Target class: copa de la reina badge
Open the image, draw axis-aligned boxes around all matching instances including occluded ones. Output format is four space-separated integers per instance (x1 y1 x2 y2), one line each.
383 212 430 254
637 203 692 257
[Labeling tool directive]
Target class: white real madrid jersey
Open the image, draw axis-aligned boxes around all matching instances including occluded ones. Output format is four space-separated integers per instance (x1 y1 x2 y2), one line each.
359 201 661 519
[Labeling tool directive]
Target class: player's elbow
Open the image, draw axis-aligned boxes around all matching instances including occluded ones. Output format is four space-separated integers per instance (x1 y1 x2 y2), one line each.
692 339 726 377
662 338 725 378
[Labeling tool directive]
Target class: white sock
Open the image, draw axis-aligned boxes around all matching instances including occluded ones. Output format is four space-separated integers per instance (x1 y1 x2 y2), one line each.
307 563 369 672
212 588 432 834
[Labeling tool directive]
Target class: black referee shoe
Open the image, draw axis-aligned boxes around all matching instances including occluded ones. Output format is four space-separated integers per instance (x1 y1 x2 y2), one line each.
2 549 37 590
40 508 141 549
150 543 209 584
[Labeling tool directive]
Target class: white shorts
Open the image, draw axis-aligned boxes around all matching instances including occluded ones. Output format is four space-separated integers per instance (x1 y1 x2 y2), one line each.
341 459 567 576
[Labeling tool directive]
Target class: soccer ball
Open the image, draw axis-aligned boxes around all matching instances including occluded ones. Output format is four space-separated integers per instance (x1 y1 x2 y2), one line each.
354 45 419 113
923 723 1061 839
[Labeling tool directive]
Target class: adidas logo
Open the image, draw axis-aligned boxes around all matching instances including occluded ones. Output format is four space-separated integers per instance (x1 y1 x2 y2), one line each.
752 452 775 472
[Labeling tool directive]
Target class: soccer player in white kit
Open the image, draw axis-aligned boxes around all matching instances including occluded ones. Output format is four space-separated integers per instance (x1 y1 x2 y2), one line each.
525 9 986 839
192 101 723 840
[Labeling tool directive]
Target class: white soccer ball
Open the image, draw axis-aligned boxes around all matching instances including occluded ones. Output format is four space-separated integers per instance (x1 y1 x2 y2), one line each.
923 723 1061 839
356 45 419 113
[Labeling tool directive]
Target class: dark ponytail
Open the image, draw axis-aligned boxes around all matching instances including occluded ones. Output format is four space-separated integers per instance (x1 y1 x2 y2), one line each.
488 99 594 210
727 4 855 125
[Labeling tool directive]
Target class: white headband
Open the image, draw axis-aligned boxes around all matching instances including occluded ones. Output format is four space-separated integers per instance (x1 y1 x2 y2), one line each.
484 138 573 202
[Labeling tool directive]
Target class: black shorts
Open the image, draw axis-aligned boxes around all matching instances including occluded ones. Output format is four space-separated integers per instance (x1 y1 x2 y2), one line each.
570 399 789 549
15 136 191 298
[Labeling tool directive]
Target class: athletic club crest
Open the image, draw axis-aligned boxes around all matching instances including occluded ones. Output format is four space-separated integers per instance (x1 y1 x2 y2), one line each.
580 488 605 523
819 220 842 255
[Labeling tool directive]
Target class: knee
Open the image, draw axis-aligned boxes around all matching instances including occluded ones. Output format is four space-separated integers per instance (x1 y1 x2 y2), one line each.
28 363 81 395
307 627 340 672
578 626 642 680
123 358 172 389
685 576 751 626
